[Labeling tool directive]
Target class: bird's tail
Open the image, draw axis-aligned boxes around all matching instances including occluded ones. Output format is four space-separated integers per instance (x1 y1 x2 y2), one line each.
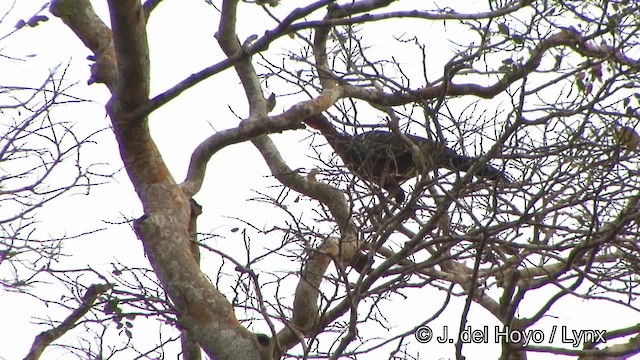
443 151 508 182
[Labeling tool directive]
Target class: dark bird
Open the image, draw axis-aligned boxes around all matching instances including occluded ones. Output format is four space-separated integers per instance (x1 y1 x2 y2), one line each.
304 113 507 202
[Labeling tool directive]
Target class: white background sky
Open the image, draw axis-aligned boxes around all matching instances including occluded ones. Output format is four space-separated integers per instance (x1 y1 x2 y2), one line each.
1 1 638 359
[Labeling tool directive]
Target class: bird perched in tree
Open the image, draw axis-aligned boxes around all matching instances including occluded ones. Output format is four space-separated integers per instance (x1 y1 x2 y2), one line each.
304 113 508 202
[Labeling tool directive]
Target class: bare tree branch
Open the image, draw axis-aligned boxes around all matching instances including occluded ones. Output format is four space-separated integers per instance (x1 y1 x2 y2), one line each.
25 284 112 360
49 0 116 88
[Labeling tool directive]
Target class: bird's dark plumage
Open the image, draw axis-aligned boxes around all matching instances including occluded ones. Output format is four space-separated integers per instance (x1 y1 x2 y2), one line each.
304 114 507 202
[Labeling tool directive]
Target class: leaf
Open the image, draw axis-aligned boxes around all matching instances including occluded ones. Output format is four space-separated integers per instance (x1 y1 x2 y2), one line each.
553 54 563 70
585 83 593 94
498 23 510 36
104 299 119 314
27 15 48 27
590 64 602 81
616 125 640 150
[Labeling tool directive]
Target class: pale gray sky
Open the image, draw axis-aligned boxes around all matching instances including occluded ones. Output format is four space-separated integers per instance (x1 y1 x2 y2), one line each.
1 2 637 359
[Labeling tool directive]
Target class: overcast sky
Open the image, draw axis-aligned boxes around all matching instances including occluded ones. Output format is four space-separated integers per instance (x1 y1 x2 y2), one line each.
1 2 638 359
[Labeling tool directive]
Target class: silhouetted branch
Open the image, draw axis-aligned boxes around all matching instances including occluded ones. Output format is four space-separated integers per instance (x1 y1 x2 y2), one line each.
25 284 112 360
